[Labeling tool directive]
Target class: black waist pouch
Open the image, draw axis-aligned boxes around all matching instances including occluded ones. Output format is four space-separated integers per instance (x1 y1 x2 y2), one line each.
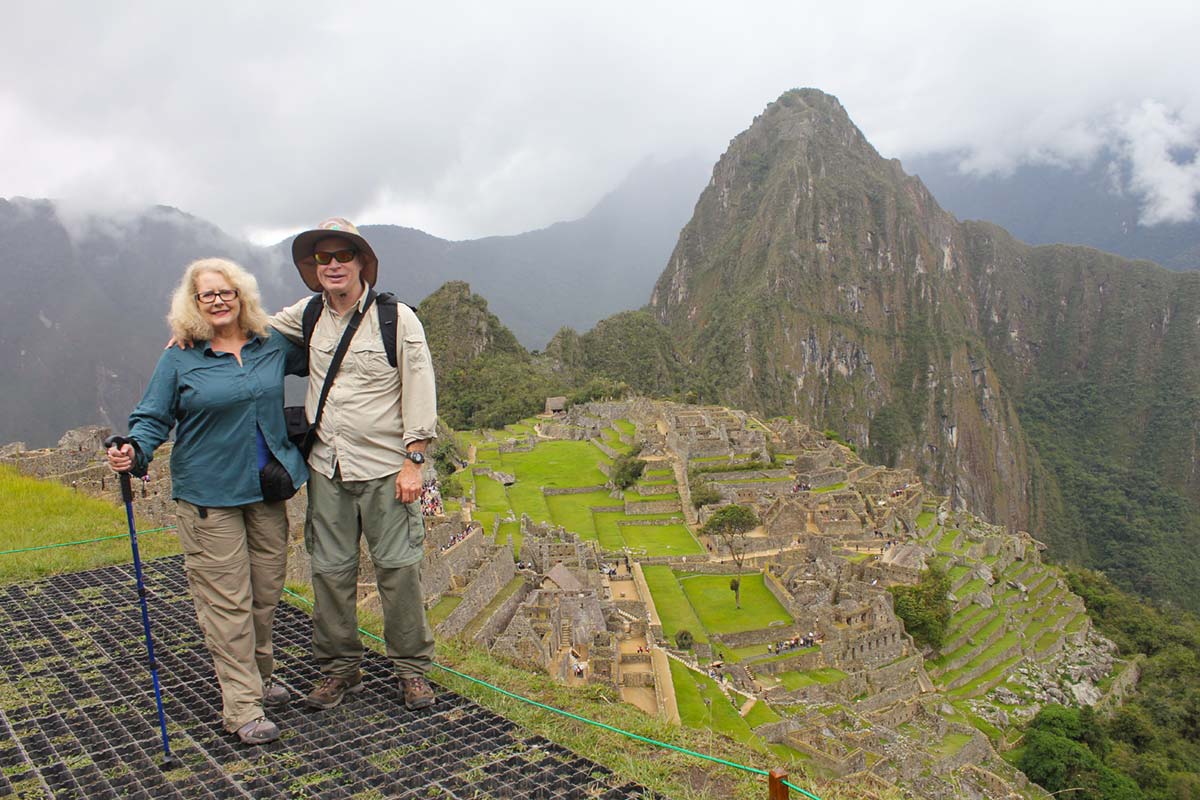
284 406 315 457
260 455 299 503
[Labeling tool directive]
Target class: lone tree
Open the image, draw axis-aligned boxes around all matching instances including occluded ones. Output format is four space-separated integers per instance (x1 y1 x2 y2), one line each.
701 504 759 609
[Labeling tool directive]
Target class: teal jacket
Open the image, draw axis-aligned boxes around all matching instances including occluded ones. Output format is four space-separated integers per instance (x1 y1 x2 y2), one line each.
127 329 309 507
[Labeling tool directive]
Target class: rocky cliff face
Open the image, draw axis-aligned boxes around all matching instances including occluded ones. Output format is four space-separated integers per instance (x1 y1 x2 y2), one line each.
646 90 1200 610
649 89 1035 534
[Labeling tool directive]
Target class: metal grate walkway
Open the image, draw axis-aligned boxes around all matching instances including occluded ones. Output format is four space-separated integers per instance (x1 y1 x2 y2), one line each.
0 556 653 799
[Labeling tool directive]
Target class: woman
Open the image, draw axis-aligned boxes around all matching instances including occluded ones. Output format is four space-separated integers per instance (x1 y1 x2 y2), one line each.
106 258 308 745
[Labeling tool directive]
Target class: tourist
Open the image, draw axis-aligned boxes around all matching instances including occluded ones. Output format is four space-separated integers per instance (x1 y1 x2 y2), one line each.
106 258 308 745
273 219 439 713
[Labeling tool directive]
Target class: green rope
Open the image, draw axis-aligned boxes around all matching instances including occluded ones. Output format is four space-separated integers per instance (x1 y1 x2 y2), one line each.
0 526 175 555
280 586 824 799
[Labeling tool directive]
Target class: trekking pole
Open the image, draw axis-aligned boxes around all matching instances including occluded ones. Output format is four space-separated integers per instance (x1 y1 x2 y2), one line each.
104 435 178 770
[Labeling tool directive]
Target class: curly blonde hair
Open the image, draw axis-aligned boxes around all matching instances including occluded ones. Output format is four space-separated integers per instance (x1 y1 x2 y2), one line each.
167 258 270 342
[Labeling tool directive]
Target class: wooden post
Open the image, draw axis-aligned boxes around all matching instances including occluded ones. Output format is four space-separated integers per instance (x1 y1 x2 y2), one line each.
768 768 789 800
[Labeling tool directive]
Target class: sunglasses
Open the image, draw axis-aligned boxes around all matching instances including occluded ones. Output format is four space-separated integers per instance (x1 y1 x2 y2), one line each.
314 249 358 265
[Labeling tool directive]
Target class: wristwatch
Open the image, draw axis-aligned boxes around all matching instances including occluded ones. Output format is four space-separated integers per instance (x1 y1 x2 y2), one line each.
403 450 426 465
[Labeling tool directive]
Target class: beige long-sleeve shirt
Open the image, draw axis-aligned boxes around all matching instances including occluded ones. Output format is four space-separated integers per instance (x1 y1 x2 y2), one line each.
271 287 437 482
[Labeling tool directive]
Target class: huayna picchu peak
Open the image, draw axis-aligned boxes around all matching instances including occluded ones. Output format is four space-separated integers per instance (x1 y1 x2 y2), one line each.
641 88 1200 613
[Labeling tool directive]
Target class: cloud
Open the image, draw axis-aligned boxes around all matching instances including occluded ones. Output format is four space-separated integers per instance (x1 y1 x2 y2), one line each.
1116 101 1200 225
3 1 1199 237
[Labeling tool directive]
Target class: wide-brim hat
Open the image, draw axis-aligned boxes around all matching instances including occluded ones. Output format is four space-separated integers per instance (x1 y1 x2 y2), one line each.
291 217 379 291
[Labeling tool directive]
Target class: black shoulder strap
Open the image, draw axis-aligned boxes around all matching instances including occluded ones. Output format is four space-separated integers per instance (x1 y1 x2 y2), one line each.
298 293 324 377
310 290 376 435
375 291 398 368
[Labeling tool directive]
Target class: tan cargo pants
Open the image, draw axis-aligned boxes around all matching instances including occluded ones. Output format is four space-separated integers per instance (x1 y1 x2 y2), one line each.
175 499 288 732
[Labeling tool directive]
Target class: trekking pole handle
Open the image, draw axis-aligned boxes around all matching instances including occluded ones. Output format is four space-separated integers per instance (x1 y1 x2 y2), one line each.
103 434 135 504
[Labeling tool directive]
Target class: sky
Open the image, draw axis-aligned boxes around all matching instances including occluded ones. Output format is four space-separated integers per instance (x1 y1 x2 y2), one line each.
4 1 1199 242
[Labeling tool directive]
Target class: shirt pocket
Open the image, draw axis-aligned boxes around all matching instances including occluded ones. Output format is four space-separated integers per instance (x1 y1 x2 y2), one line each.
403 334 430 373
348 339 391 382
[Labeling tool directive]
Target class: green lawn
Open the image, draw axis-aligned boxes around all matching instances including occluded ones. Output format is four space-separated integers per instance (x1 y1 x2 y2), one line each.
776 668 847 691
677 573 793 635
545 491 612 539
494 440 610 487
619 524 704 557
813 482 846 493
497 521 520 553
0 466 181 583
600 427 631 453
742 699 781 728
667 659 764 751
427 594 462 627
933 732 974 757
916 511 935 529
613 419 636 437
642 565 707 644
473 474 510 512
504 480 553 526
938 529 964 553
594 511 683 553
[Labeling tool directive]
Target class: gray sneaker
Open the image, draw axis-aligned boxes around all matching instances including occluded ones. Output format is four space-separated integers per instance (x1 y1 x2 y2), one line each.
262 679 290 708
235 717 280 745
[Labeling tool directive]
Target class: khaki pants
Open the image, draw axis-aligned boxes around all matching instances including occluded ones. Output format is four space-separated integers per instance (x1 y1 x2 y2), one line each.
305 469 434 679
175 499 288 732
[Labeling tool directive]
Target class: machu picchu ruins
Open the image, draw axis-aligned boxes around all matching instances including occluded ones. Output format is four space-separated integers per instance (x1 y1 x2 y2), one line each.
1 399 1132 800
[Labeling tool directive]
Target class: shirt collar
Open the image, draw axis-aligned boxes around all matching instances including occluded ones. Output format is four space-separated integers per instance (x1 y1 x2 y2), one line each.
201 332 264 357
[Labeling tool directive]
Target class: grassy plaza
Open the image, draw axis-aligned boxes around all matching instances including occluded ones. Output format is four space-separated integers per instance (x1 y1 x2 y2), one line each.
460 422 699 558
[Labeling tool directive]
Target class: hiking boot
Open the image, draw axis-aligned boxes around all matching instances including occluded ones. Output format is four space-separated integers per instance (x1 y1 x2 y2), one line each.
400 676 435 711
304 673 363 710
262 679 290 708
235 717 280 745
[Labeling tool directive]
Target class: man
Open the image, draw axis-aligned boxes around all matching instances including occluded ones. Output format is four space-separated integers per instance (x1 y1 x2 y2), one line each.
271 217 438 711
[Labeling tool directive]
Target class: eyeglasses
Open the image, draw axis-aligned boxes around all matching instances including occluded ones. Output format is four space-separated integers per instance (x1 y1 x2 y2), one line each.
194 289 239 304
314 249 358 265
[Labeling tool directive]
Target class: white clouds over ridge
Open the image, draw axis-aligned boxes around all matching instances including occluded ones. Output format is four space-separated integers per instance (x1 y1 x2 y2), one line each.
4 0 1199 238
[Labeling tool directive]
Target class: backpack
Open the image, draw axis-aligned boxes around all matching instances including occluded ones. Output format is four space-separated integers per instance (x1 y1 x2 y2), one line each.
296 290 414 376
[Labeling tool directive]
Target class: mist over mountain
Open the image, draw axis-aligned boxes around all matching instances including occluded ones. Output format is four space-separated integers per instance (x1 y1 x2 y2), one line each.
907 153 1200 270
0 157 707 448
263 157 710 349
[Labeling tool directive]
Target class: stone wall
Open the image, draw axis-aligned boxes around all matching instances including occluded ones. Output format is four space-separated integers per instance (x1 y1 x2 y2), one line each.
438 547 519 640
838 626 907 669
931 728 991 776
635 482 679 496
713 625 800 651
498 436 536 453
803 468 848 487
622 671 656 689
852 677 922 714
592 438 621 459
421 527 489 602
623 499 680 515
1097 655 1143 716
752 649 825 676
537 421 587 441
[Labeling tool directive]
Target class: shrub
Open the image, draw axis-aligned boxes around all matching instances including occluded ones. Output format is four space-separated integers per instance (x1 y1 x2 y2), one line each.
690 481 722 509
889 566 952 649
675 629 694 649
611 453 647 490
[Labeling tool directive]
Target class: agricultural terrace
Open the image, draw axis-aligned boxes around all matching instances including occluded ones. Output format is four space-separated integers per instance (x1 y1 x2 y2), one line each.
643 566 793 657
456 420 701 558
